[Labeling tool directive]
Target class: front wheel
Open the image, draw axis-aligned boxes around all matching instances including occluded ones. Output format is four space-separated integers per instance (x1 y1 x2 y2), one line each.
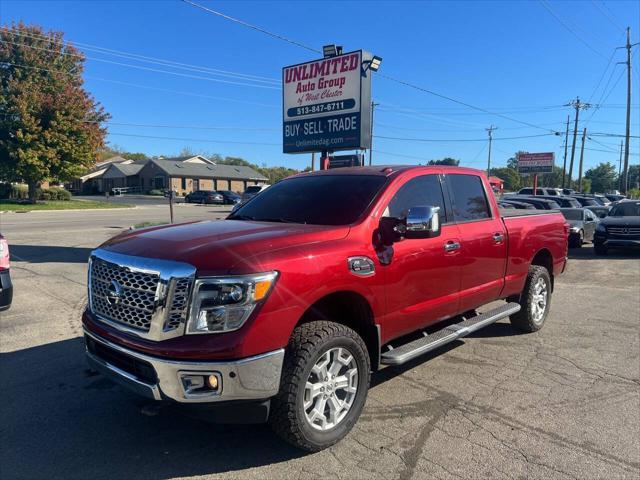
510 265 551 333
269 321 370 451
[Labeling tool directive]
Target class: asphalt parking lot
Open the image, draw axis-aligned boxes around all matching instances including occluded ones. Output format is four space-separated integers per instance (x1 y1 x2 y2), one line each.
1 207 639 480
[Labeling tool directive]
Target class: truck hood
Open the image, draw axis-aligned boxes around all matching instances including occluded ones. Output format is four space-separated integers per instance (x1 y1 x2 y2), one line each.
600 216 640 227
101 220 350 274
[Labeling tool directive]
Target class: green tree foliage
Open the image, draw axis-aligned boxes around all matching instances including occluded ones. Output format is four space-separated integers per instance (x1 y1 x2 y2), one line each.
0 23 109 201
626 164 639 190
585 162 617 193
488 167 521 191
428 157 459 166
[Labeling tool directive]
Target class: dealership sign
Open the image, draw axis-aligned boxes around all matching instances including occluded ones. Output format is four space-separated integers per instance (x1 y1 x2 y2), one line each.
517 152 555 174
283 50 373 154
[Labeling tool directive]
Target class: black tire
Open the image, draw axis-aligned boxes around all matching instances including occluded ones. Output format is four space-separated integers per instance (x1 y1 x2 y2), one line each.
269 321 371 452
594 244 607 255
510 265 551 333
569 231 583 248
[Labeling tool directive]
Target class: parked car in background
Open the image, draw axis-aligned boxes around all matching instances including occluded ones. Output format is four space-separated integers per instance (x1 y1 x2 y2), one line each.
593 200 640 255
518 187 562 196
510 196 561 210
562 188 576 195
218 190 242 205
586 205 611 219
0 234 12 311
499 199 536 210
572 195 600 207
575 194 611 206
605 193 626 203
559 208 598 248
185 190 224 205
534 195 581 208
241 184 270 202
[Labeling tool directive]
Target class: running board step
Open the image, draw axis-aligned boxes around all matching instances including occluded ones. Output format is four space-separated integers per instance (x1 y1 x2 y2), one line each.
380 302 521 366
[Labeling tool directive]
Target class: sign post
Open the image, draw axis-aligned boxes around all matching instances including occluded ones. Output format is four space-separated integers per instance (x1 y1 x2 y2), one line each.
282 50 374 163
517 152 555 195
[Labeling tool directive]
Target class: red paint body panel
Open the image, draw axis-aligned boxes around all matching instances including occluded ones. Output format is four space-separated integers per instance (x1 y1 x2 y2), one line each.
83 166 567 361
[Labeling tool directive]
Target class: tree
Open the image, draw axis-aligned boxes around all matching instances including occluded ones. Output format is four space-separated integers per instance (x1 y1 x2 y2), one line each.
488 167 521 191
626 164 639 191
428 157 459 166
585 162 617 193
0 23 109 201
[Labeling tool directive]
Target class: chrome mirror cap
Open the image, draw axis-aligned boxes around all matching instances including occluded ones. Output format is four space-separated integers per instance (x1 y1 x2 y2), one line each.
401 206 441 239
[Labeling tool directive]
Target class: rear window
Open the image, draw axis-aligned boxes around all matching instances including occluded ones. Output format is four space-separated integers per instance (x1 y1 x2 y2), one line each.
245 186 262 194
447 174 491 221
560 209 582 220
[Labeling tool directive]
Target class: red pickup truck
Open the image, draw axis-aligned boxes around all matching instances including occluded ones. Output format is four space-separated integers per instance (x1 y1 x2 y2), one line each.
83 166 568 451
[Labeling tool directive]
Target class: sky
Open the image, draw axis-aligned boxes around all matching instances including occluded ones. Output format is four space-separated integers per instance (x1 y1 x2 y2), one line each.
1 0 639 172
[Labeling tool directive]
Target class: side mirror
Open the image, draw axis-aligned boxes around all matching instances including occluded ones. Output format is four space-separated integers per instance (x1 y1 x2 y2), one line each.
397 206 441 239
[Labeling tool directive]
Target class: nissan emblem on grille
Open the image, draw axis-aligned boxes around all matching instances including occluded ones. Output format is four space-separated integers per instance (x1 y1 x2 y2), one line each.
106 280 123 305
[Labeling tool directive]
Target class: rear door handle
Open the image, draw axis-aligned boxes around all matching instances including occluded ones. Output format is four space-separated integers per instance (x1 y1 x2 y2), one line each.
444 241 461 252
492 233 505 243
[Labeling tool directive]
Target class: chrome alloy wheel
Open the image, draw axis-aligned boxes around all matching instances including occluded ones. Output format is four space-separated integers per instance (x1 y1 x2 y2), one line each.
303 347 359 431
531 277 548 324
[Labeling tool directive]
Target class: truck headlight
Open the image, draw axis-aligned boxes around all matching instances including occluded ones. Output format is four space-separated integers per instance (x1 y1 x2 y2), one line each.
186 272 278 334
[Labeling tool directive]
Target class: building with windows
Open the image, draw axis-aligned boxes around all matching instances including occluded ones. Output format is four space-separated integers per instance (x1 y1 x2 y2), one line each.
137 156 268 195
70 155 268 195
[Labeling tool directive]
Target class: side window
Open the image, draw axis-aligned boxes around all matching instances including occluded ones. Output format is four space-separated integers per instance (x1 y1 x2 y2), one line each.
385 175 447 222
447 174 491 222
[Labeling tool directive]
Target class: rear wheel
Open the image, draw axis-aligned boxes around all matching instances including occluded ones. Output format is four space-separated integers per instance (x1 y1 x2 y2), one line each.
569 231 583 248
510 265 551 333
269 321 370 452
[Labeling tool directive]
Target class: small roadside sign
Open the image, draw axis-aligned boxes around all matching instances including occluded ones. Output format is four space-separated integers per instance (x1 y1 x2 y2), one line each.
517 152 554 174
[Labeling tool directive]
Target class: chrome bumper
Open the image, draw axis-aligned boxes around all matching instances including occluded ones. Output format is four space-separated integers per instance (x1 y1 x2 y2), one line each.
84 329 284 403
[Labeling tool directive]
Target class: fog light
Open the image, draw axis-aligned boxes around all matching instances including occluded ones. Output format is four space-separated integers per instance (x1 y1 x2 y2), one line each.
207 374 219 389
180 372 221 396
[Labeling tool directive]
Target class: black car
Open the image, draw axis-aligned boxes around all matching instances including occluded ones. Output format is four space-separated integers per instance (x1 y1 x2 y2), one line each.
535 195 581 208
218 190 242 205
0 234 12 311
605 194 626 202
185 190 224 204
559 208 599 248
593 200 640 255
509 196 561 210
499 199 536 210
571 195 600 207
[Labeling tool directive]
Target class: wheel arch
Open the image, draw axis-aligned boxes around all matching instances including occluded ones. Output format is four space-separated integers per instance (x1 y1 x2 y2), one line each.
530 248 554 290
297 290 380 371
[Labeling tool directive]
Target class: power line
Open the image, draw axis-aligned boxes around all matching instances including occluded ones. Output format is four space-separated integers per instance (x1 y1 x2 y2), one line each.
539 0 608 60
12 27 280 84
181 0 321 54
109 132 279 146
591 0 625 33
374 133 556 143
0 39 281 90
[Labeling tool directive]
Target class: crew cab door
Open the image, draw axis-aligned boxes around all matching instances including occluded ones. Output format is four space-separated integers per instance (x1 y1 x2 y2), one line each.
382 174 462 338
445 173 507 313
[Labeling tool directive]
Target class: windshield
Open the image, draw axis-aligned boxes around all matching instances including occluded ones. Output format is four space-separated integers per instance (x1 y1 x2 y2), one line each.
229 175 387 225
609 202 640 217
561 209 583 220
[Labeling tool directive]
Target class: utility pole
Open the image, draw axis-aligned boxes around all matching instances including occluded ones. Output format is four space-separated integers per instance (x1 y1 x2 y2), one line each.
620 27 637 194
566 97 591 189
486 125 497 175
578 128 586 193
618 140 624 191
562 115 570 189
311 152 315 172
369 101 379 166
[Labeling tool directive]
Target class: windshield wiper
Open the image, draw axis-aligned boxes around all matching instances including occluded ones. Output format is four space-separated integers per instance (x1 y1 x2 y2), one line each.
256 217 304 224
228 214 256 221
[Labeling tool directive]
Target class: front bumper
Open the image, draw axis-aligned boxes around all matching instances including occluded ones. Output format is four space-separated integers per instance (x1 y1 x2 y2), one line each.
594 235 640 248
0 269 13 311
84 328 284 403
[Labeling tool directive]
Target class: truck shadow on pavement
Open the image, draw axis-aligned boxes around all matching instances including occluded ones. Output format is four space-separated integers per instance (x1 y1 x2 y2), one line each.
0 338 302 480
568 246 640 261
10 244 93 264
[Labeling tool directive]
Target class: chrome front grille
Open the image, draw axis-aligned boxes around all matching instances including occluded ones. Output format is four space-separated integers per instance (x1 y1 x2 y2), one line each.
88 249 196 340
607 226 640 236
91 257 158 331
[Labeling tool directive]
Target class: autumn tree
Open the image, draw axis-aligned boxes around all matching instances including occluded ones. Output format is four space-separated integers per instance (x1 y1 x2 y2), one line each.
0 23 109 201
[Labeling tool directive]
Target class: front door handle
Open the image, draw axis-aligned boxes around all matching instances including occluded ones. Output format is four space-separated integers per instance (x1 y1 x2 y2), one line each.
444 241 461 252
492 232 505 243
